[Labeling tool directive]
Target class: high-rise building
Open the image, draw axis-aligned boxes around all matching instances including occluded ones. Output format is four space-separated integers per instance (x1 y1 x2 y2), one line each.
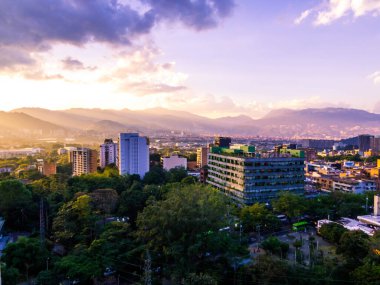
373 137 380 152
214 137 232 148
298 139 336 150
71 148 98 176
207 145 304 204
358 134 374 153
99 139 118 168
196 147 209 168
118 133 149 178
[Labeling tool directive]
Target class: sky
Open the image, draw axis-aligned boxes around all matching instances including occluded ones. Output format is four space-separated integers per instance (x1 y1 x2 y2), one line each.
1 0 380 118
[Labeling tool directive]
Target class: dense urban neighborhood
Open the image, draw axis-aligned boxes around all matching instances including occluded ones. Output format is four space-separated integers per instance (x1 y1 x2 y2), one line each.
1 133 380 284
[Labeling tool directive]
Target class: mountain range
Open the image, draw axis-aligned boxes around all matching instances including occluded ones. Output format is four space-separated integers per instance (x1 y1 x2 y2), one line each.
2 107 380 139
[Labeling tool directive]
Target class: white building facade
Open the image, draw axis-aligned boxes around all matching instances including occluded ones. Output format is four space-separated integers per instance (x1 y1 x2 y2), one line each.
162 155 187 171
100 139 118 168
118 133 149 178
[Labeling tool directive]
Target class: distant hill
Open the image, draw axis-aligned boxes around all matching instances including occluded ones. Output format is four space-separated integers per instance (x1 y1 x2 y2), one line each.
0 111 65 135
255 108 380 137
7 107 380 138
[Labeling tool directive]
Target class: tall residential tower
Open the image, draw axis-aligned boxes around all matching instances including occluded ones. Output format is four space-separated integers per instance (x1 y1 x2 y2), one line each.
99 138 118 168
70 148 98 176
118 133 149 178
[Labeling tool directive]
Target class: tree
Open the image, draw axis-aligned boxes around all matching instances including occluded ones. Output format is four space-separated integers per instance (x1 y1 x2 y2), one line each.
118 181 146 224
319 223 347 244
166 167 188 183
272 192 306 220
351 263 380 284
337 230 370 263
136 185 244 279
53 195 98 247
89 188 118 216
88 222 144 276
0 179 32 228
240 203 280 233
143 166 167 185
55 250 102 283
261 236 289 257
181 176 198 185
3 237 48 282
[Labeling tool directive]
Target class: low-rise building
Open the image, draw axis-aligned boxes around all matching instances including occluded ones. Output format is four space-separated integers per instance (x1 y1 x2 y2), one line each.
0 148 43 159
333 179 376 194
162 155 187 171
358 195 380 228
37 159 57 176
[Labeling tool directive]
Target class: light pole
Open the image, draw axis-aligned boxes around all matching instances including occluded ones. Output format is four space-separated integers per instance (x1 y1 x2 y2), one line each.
366 196 369 213
256 225 261 250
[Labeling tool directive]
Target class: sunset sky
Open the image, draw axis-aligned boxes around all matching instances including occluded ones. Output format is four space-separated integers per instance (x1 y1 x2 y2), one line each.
1 0 380 118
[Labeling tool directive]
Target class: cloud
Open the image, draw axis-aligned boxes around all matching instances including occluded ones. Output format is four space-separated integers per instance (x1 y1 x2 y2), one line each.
0 0 235 69
101 45 188 96
295 0 380 26
294 9 312 25
142 0 235 30
0 47 36 70
61 57 97 71
374 101 380 114
368 71 380 84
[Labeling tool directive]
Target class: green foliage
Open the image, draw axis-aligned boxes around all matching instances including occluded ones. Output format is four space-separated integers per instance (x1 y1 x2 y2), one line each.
3 237 48 281
185 152 197 162
351 263 380 284
181 175 198 185
88 222 143 275
67 173 139 197
305 192 369 220
261 236 289 257
272 192 306 219
136 184 245 279
337 230 370 263
322 154 362 162
143 166 167 185
56 162 72 175
55 250 102 282
18 168 44 180
166 167 188 183
319 223 348 244
240 203 280 233
36 270 59 285
53 195 98 247
0 179 32 228
89 188 118 215
1 265 21 285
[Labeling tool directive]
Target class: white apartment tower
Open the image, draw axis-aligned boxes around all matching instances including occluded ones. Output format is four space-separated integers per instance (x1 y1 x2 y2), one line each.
118 133 149 178
100 139 118 168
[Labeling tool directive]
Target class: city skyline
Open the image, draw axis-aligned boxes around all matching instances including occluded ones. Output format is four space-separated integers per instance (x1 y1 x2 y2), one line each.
1 0 380 118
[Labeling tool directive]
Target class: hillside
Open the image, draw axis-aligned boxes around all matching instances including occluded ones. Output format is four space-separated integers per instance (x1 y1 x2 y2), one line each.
7 107 380 138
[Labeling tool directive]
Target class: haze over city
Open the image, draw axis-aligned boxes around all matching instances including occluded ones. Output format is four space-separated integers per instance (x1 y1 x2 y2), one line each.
1 0 380 118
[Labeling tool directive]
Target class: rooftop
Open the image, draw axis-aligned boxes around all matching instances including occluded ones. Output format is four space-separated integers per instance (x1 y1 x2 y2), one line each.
357 215 380 227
